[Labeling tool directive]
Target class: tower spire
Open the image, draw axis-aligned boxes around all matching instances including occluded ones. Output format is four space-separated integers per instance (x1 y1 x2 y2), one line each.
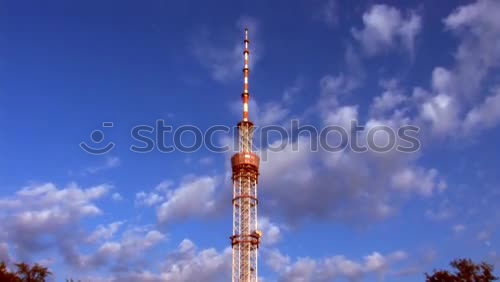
242 28 250 122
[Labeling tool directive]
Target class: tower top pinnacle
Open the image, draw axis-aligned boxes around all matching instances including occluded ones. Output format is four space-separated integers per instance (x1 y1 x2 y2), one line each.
242 28 250 122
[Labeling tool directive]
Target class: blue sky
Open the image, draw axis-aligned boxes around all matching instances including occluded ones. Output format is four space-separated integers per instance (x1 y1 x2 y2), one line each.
1 0 500 281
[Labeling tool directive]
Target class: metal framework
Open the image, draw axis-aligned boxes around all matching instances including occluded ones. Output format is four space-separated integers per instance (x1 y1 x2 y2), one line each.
230 28 261 282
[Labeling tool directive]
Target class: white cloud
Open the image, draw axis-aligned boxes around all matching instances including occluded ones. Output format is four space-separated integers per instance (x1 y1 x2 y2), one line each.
258 106 448 223
269 249 408 282
259 217 282 246
87 221 125 243
76 226 166 270
256 78 446 224
0 182 110 264
463 89 500 133
412 0 500 138
136 191 164 207
111 192 123 201
391 167 446 196
157 176 217 223
80 156 121 175
260 135 435 223
417 67 461 136
265 249 291 272
155 180 174 192
261 137 315 187
371 91 406 115
161 239 231 281
135 180 175 207
0 183 109 233
259 102 290 126
443 0 500 97
320 73 354 99
425 0 500 104
352 4 421 56
317 46 364 127
324 105 358 129
102 239 231 282
319 44 363 104
370 80 407 116
420 93 460 136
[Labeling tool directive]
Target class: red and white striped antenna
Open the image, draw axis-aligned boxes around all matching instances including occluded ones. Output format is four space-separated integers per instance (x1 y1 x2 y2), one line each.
242 28 250 122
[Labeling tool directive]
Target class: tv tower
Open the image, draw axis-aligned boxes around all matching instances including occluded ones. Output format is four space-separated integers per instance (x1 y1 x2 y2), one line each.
230 28 261 282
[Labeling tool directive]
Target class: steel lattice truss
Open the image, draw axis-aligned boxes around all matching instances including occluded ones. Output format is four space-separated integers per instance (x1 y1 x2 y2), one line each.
230 29 261 282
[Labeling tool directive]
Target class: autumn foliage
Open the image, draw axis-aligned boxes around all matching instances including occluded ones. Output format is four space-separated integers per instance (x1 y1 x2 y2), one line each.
0 262 51 282
426 258 498 282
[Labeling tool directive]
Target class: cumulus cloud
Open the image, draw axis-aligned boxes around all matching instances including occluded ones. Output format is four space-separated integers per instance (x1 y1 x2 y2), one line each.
267 248 408 282
463 89 500 133
420 93 459 135
135 176 227 226
417 68 461 136
412 0 500 138
0 182 112 267
323 105 358 130
0 183 109 251
256 75 446 224
370 80 407 117
87 221 125 243
102 239 230 282
111 192 123 201
79 156 121 176
0 183 164 275
265 249 291 273
319 50 362 99
160 239 231 281
259 133 444 224
258 103 291 126
443 0 500 99
136 191 165 207
157 176 218 223
136 180 175 207
76 227 166 270
391 167 446 196
352 4 421 56
259 217 282 246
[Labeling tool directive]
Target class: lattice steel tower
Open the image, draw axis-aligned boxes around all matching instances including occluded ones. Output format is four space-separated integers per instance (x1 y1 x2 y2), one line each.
230 28 261 282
